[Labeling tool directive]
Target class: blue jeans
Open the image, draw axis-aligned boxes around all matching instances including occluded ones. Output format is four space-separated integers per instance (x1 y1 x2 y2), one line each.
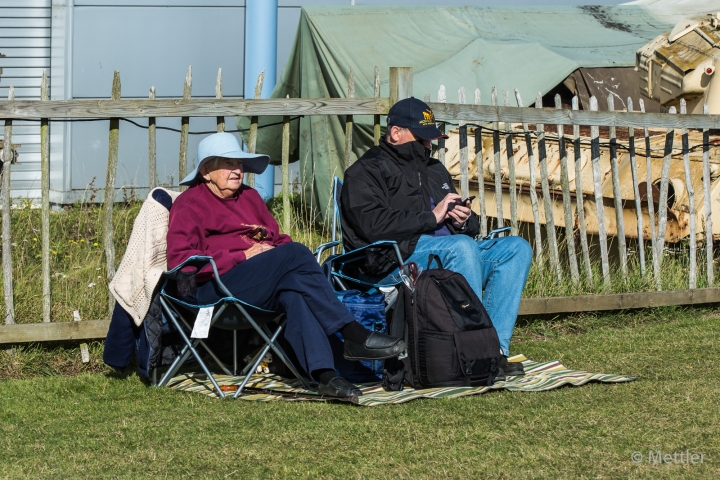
386 234 532 356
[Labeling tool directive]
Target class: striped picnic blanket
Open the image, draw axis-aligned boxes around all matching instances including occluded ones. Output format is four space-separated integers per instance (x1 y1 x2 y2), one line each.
167 355 636 406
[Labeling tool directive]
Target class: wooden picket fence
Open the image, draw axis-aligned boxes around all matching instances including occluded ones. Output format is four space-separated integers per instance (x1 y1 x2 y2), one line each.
2 66 720 344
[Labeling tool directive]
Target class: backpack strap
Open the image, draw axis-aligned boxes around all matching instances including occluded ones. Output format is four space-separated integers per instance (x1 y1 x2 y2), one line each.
427 254 444 270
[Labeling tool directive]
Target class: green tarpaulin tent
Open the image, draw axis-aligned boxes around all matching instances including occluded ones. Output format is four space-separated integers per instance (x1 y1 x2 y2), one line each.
240 4 707 218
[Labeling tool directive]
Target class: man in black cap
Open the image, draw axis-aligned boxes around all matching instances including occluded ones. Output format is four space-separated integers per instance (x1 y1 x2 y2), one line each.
341 97 532 376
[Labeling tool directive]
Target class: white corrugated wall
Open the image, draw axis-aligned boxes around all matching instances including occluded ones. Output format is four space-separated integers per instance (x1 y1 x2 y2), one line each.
0 0 51 198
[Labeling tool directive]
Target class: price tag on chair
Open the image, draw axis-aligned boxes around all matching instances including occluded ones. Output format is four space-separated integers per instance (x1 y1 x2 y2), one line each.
190 307 214 339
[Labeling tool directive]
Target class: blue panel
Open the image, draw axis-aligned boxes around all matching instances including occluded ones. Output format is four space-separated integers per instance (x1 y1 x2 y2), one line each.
72 6 245 98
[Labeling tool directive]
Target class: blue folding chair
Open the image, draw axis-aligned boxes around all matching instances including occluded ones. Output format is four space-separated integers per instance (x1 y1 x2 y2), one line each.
155 256 312 399
313 177 405 294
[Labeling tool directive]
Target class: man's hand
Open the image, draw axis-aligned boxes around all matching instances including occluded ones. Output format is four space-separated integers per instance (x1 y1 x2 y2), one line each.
245 243 275 260
448 200 472 229
432 193 462 225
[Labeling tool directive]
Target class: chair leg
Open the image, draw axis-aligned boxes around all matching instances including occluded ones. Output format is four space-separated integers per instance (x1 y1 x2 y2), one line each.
233 327 283 399
158 296 226 398
233 330 238 376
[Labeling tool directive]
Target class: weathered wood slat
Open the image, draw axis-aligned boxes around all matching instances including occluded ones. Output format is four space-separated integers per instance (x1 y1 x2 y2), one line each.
1 99 718 129
282 114 291 234
40 71 50 323
607 95 627 279
518 288 720 315
0 320 111 344
703 104 713 287
148 87 157 190
215 68 224 133
459 87 469 199
373 66 381 146
640 99 661 289
504 91 518 236
437 85 446 168
627 98 646 276
429 103 720 129
681 99 697 289
515 90 543 266
344 68 354 170
2 87 15 325
245 70 264 188
491 88 504 230
4 288 720 343
178 66 192 190
474 88 487 237
103 72 120 315
572 97 593 285
656 107 676 282
556 94 579 284
590 96 610 286
536 94 561 281
389 67 413 106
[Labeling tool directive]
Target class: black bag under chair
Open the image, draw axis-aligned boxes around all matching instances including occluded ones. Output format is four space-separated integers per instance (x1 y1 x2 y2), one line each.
393 254 502 389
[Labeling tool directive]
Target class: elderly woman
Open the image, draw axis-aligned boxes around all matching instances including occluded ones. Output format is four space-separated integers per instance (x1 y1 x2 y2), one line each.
166 132 404 398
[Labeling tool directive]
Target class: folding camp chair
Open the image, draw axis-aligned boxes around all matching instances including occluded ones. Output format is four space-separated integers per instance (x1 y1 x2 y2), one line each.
155 255 312 399
314 177 405 294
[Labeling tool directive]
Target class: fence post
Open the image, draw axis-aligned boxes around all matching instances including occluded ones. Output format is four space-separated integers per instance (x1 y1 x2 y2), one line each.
607 95 628 279
178 66 192 191
639 99 661 288
389 67 413 106
475 88 487 237
148 86 157 190
246 70 265 188
216 68 225 133
438 85 446 168
590 96 611 287
374 66 381 146
703 103 713 286
536 93 562 282
41 71 51 322
103 71 121 315
2 86 15 324
458 86 469 199
491 87 504 230
505 90 518 237
515 90 543 267
680 99 697 289
282 113 291 233
627 98 646 276
556 94 579 284
656 106 676 284
344 68 355 170
572 96 593 285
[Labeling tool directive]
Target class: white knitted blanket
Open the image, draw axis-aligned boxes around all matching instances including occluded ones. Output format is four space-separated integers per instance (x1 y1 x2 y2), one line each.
109 188 181 326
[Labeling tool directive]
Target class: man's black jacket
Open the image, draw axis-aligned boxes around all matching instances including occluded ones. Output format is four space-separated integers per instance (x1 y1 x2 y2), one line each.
340 138 480 277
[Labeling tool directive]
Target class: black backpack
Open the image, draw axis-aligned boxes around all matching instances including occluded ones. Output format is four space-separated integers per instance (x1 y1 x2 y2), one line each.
385 255 501 389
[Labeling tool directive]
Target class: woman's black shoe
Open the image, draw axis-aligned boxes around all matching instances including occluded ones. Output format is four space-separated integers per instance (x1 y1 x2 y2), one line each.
343 331 405 360
317 376 362 398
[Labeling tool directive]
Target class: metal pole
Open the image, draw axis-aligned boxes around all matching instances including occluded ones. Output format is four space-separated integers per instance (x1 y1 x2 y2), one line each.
244 0 278 201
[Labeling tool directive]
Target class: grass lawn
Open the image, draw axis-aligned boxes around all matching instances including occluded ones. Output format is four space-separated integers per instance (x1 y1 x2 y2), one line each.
1 308 719 478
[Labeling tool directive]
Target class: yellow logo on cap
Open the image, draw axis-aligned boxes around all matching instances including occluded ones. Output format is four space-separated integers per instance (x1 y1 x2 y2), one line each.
419 109 435 126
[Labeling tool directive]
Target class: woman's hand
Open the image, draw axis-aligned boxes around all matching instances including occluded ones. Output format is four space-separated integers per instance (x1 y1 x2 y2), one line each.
245 243 275 260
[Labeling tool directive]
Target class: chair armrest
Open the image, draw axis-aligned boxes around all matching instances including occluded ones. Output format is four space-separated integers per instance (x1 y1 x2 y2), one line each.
314 240 341 261
480 226 511 241
162 255 233 298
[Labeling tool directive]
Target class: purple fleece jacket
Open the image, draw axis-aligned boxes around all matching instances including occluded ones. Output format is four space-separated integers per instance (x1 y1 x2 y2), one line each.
166 182 292 281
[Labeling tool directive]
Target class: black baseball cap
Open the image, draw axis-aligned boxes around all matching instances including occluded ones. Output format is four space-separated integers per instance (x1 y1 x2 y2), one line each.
386 97 449 140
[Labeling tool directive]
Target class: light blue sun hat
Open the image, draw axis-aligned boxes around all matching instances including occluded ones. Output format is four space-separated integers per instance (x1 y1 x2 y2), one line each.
180 132 270 185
